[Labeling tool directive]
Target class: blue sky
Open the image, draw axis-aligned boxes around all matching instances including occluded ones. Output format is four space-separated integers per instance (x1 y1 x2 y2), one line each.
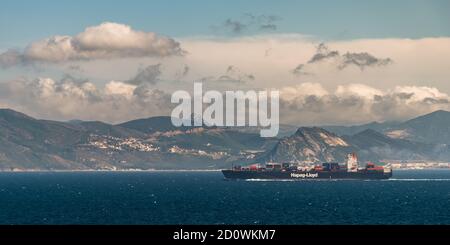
1 0 449 49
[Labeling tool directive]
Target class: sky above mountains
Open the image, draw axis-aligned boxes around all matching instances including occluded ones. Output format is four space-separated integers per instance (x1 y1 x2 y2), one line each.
1 0 450 125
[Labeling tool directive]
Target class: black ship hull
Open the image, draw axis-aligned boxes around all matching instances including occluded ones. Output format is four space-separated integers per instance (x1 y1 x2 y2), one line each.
222 170 392 180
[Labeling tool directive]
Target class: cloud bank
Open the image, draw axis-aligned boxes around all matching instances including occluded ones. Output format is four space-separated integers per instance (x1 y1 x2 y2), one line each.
1 20 450 126
1 76 449 126
0 76 172 123
280 83 450 125
179 36 450 93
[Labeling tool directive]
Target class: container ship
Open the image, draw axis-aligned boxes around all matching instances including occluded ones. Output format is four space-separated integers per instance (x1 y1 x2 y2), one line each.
222 153 392 180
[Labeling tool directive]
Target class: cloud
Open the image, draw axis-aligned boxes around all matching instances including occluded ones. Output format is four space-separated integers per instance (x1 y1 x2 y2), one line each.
125 64 162 85
104 80 136 99
280 83 329 101
1 34 450 125
1 76 449 126
292 64 311 76
0 77 172 123
200 65 255 84
279 83 450 125
224 65 256 81
224 19 247 34
0 22 184 68
250 14 281 31
172 65 190 80
307 43 340 63
339 52 393 70
5 34 442 94
0 50 26 68
292 43 393 75
217 14 281 34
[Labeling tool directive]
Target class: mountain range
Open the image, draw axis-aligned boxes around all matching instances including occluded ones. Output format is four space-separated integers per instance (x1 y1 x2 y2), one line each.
0 108 449 170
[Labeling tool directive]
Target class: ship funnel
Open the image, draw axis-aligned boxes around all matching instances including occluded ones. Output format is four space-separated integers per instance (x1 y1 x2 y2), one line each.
347 153 358 172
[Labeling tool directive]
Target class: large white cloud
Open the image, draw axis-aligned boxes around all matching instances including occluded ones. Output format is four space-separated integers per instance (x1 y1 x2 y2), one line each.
280 83 450 125
0 77 173 123
0 22 184 67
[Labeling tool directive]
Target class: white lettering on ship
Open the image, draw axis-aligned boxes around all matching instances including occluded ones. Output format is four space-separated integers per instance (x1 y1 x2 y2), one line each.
290 173 319 178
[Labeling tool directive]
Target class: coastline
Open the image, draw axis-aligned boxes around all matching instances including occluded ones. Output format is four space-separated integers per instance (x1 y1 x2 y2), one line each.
0 169 223 173
0 168 449 173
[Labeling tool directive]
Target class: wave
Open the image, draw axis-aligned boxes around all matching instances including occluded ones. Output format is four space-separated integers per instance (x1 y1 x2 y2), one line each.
388 178 450 181
244 179 346 182
244 179 296 182
242 178 450 182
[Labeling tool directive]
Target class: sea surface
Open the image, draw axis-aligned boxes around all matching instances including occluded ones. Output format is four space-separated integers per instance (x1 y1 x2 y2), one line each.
0 170 449 224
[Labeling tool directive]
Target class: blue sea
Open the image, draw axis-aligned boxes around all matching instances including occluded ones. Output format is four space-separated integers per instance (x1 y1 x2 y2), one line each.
0 170 449 224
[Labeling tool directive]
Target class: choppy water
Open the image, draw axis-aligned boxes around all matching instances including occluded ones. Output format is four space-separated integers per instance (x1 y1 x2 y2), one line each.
0 170 449 224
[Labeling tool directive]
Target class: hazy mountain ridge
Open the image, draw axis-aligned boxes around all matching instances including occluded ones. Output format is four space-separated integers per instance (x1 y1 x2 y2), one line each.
263 126 450 164
0 108 449 170
323 110 450 144
0 109 276 170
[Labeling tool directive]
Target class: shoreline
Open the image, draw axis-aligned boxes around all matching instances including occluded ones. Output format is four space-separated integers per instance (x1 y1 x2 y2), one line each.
0 168 449 173
0 169 223 173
